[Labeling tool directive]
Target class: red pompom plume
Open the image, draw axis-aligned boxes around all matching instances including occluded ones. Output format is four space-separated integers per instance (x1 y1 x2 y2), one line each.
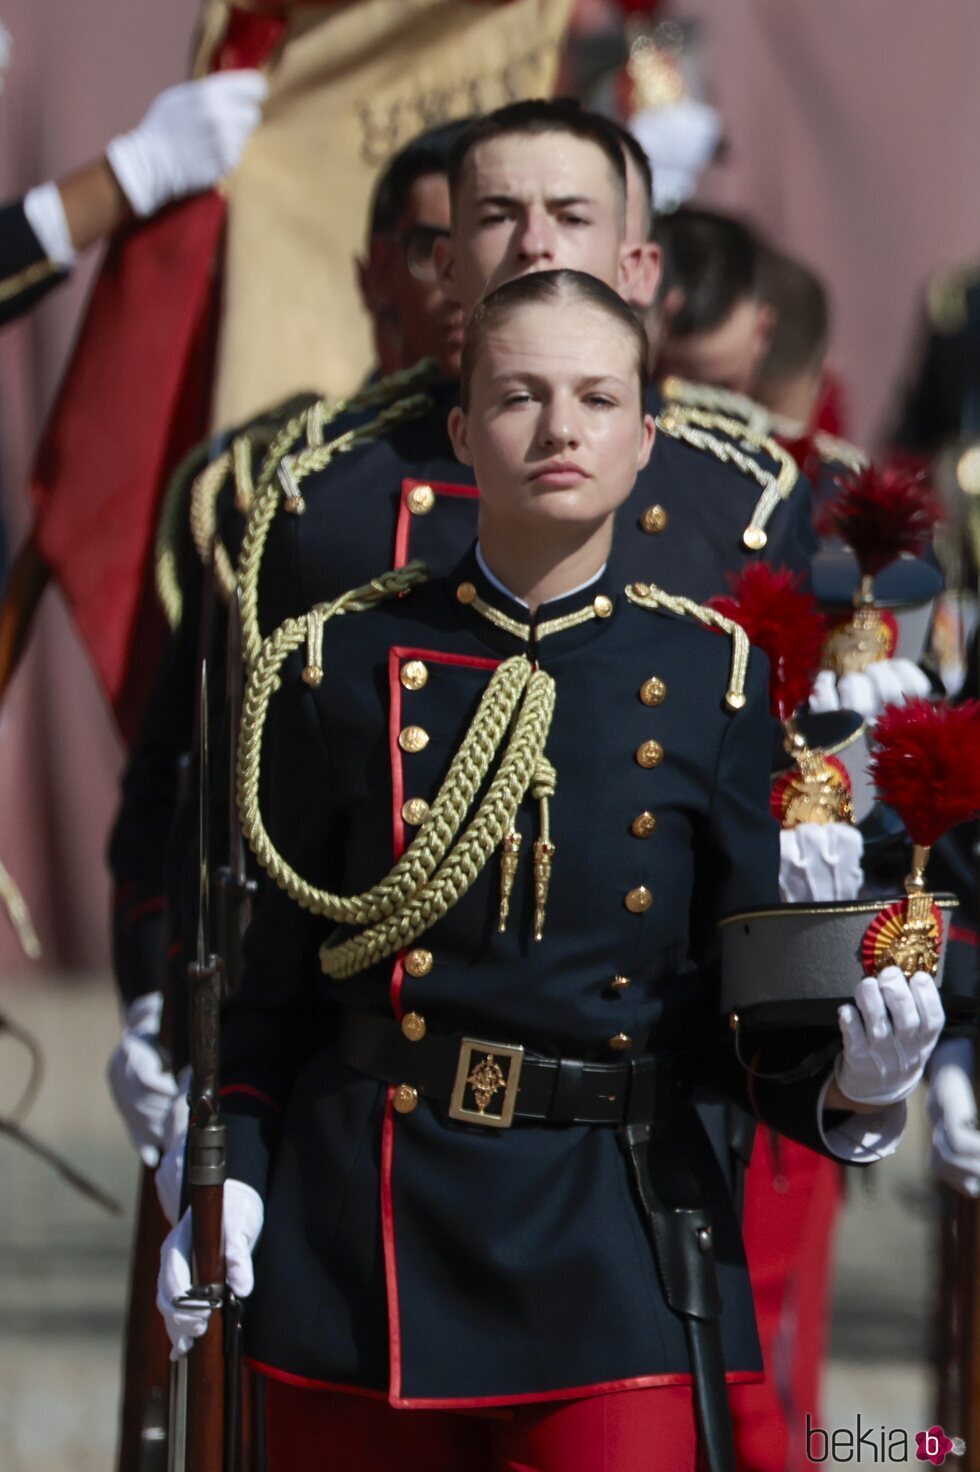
869 699 980 848
817 463 940 579
710 564 827 722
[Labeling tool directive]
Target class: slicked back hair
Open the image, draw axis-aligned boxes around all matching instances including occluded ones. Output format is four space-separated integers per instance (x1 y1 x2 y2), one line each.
756 247 829 384
654 207 761 336
603 117 655 239
460 268 648 409
447 100 627 224
369 118 473 240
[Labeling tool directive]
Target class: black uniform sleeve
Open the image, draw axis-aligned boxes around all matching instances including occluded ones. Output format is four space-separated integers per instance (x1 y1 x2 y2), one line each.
0 197 69 327
220 652 347 1198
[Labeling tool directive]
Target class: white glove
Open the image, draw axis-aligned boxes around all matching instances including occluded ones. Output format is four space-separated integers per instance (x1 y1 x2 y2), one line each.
106 70 267 217
928 1037 980 1197
835 966 944 1108
155 1066 191 1226
106 992 179 1166
628 99 723 211
157 1179 263 1358
808 669 844 714
779 822 864 903
836 659 931 722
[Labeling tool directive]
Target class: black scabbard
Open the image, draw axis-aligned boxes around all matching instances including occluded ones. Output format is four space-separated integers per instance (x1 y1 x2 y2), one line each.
618 1120 735 1472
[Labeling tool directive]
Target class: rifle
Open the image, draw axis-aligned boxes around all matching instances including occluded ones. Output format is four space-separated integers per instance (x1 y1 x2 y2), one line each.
172 661 228 1472
214 587 257 1001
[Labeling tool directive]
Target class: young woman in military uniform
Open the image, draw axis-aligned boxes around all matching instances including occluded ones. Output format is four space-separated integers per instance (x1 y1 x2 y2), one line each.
159 271 942 1472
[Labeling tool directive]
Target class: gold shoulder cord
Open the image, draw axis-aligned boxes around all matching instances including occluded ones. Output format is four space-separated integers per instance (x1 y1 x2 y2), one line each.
660 376 775 436
625 580 750 711
238 377 436 669
155 457 198 632
657 405 799 551
811 430 867 475
237 568 559 981
156 410 310 630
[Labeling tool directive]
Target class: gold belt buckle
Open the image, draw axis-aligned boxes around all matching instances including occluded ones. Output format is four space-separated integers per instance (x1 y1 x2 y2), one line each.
449 1038 524 1128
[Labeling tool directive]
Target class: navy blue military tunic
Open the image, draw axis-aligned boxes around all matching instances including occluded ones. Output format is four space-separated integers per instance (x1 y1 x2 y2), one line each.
222 546 836 1407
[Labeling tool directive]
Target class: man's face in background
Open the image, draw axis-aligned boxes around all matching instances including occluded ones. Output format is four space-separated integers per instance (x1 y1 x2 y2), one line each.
359 171 463 378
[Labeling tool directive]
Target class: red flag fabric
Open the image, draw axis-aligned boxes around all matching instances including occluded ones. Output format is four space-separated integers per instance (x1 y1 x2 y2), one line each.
30 195 226 743
27 8 284 746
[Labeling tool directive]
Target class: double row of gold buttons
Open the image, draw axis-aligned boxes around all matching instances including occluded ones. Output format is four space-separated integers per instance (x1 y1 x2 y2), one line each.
609 669 668 1053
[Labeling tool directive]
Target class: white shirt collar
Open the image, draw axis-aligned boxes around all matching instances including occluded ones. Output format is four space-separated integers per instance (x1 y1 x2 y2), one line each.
474 542 608 610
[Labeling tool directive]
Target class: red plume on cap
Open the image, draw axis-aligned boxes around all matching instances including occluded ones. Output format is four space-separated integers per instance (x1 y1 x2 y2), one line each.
869 698 980 848
817 463 940 579
710 564 827 723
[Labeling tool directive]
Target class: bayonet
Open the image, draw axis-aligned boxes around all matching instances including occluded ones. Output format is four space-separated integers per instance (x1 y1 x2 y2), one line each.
215 586 256 1001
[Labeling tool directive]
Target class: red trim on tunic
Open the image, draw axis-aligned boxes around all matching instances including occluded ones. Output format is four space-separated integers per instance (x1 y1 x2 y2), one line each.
220 1083 282 1113
385 644 500 1019
380 1091 403 1403
124 896 166 923
246 1361 388 1399
387 650 407 1018
166 940 182 960
393 479 478 569
950 925 978 947
246 1359 763 1406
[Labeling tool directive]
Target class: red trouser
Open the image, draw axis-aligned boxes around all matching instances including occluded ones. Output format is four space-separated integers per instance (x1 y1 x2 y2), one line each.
259 1376 699 1472
728 1132 844 1472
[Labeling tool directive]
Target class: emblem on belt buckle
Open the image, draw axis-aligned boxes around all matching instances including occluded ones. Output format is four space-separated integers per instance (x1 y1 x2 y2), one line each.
449 1039 524 1128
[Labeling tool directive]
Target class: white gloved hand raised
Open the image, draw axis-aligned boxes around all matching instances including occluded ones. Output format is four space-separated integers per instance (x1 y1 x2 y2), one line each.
106 991 179 1167
835 965 944 1108
928 1037 980 1197
157 1179 264 1358
155 1066 191 1226
837 658 931 721
106 70 267 218
810 658 931 722
779 822 864 904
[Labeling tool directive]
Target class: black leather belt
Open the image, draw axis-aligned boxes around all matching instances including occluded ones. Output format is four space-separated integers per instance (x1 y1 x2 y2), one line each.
337 1012 682 1129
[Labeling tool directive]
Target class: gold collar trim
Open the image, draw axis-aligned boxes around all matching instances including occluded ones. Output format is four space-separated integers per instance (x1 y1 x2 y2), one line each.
462 587 609 644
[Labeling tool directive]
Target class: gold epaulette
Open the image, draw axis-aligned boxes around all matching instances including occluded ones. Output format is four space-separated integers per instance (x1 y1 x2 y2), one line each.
660 375 778 438
238 362 438 669
656 404 799 551
809 429 867 475
927 260 980 336
625 580 750 711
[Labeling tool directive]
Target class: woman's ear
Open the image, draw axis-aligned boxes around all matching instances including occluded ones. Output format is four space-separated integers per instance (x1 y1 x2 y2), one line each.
448 404 473 465
636 411 656 471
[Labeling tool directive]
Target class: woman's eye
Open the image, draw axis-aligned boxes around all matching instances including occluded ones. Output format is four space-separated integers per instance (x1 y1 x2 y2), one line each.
585 394 616 409
561 214 590 227
479 213 508 227
502 392 533 407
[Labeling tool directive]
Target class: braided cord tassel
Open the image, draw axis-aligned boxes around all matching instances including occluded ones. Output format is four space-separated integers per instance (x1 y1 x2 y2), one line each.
320 667 557 979
239 604 553 936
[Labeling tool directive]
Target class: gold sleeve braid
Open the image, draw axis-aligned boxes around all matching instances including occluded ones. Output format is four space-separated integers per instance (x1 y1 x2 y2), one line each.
625 581 750 711
237 575 557 982
655 406 799 551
